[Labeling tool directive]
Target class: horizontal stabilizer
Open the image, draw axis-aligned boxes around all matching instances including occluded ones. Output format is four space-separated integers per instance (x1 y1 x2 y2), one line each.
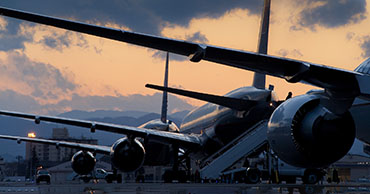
146 84 257 111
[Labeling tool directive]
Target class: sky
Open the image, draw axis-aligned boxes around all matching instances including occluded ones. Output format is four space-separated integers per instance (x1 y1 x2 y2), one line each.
0 0 368 115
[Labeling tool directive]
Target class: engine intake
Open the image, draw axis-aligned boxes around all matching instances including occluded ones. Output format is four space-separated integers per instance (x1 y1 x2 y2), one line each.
110 137 145 172
267 94 355 168
71 151 96 175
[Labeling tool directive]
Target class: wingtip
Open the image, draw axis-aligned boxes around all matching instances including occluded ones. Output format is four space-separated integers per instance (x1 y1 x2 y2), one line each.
145 83 154 88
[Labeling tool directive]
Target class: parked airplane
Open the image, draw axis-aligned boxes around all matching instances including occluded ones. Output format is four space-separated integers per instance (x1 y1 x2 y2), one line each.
0 0 368 180
0 52 189 180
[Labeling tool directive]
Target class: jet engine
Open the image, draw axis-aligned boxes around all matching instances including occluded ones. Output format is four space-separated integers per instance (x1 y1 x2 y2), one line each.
267 94 355 168
110 137 145 172
71 151 96 175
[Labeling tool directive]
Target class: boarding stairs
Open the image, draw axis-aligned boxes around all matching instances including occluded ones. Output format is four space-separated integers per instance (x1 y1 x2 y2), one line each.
199 120 268 179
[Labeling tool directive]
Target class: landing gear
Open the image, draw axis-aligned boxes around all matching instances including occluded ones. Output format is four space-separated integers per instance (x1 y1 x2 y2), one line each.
163 144 189 183
302 169 321 184
105 168 123 183
163 169 187 183
246 167 261 184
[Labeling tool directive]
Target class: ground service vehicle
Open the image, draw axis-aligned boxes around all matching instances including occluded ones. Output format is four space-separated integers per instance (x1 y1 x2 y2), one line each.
35 169 51 184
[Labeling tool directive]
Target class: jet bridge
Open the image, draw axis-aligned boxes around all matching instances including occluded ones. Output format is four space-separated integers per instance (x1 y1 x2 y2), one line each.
199 120 268 179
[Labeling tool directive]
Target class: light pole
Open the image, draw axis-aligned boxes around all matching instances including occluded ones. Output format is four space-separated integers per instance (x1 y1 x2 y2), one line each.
27 132 36 181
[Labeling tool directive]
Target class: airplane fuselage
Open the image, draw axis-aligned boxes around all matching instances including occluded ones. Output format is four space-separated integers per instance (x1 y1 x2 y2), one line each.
135 86 278 165
180 86 278 156
350 99 370 145
138 119 179 166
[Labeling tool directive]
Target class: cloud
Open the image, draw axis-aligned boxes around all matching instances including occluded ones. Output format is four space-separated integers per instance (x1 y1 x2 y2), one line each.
0 17 7 31
185 31 209 44
39 31 89 51
361 36 370 58
0 90 42 112
0 0 263 64
346 32 355 40
0 20 31 51
276 49 303 58
297 0 367 29
152 31 209 61
0 51 77 102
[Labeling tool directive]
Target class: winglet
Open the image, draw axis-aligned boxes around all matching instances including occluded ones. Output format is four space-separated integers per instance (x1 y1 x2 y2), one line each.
160 52 169 123
252 0 271 89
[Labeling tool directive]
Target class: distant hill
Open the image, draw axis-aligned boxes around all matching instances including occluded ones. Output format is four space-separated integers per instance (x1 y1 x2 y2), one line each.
58 110 150 119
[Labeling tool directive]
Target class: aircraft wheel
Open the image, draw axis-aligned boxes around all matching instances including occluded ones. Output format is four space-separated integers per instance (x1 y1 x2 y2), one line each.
163 170 173 183
246 168 261 184
303 169 320 184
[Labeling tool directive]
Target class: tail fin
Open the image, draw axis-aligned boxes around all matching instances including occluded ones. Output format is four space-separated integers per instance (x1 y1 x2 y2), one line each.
160 52 169 123
252 0 271 89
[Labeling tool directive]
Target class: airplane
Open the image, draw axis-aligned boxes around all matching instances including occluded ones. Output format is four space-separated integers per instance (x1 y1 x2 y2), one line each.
0 0 368 182
0 51 190 180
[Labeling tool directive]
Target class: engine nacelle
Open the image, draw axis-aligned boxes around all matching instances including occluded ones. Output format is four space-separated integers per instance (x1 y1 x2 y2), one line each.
71 151 96 175
267 94 355 168
110 137 145 172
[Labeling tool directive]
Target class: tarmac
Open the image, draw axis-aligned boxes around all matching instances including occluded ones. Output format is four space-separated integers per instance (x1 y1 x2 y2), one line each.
0 182 370 194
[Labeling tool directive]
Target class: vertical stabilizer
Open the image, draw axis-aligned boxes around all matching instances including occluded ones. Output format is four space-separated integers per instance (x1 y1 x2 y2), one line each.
252 0 271 89
160 52 169 123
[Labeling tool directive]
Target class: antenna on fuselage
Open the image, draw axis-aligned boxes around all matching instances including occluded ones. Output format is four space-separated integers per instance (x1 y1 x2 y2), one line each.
252 0 271 89
160 52 169 123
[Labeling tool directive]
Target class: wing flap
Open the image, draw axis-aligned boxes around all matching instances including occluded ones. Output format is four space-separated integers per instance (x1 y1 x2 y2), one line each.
0 134 111 154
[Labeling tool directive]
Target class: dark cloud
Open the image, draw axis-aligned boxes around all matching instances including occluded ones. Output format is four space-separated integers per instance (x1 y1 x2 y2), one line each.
0 0 262 35
0 20 31 51
152 31 208 61
361 36 370 58
276 49 303 58
298 0 367 29
39 31 89 51
0 90 42 112
185 31 209 44
40 33 71 51
0 0 263 59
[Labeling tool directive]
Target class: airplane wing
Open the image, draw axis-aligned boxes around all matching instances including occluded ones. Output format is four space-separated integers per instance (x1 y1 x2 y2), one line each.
0 6 366 97
0 134 111 154
0 110 201 148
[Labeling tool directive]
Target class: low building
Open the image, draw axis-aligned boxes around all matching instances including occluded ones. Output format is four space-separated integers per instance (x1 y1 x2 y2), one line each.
25 128 98 162
330 154 370 182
